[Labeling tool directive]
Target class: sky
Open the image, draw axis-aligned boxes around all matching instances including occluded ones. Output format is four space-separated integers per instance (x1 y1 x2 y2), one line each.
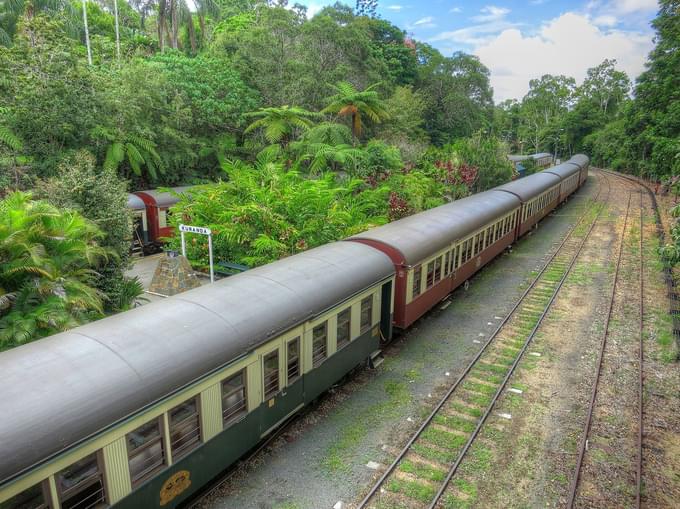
295 0 660 102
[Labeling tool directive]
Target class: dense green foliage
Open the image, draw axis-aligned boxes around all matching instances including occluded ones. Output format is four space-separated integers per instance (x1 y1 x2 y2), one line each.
0 192 109 348
36 150 145 312
0 0 677 344
166 144 478 267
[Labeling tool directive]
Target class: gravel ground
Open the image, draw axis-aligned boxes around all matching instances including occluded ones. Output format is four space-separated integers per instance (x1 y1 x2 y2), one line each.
430 172 680 509
192 178 597 509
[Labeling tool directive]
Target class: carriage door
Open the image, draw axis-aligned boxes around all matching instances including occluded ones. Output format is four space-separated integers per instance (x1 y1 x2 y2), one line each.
380 281 393 342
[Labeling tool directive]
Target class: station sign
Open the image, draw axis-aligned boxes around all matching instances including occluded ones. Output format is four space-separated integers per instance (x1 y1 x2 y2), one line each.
179 224 211 235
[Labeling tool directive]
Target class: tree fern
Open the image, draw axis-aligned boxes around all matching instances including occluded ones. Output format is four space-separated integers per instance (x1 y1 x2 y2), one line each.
0 125 21 151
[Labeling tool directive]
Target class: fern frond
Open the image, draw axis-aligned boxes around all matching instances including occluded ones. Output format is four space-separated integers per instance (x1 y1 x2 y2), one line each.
0 126 22 151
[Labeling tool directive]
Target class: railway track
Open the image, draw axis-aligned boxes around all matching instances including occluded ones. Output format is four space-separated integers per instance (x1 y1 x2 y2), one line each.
566 171 647 509
357 173 611 509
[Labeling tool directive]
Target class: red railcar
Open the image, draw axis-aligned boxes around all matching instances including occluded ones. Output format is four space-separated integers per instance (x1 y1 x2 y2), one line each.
133 186 193 247
348 190 521 329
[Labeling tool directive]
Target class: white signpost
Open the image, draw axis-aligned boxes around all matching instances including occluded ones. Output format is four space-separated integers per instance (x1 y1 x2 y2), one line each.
179 224 215 283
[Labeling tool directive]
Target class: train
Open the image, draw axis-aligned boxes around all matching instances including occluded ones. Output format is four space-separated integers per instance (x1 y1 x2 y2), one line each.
0 155 589 509
128 187 193 254
508 152 554 177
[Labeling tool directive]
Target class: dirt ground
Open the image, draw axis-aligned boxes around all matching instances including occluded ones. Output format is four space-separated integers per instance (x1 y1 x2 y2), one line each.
193 179 598 509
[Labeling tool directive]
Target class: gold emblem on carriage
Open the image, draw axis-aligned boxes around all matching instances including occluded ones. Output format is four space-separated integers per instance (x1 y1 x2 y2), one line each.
160 470 192 506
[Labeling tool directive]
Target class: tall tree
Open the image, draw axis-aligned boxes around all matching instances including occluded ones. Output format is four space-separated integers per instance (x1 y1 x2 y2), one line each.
113 0 120 60
578 59 630 116
626 0 680 179
81 0 92 64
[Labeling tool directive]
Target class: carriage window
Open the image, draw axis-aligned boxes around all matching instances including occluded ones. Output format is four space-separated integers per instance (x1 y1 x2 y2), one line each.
360 296 373 333
127 418 165 487
158 209 168 228
287 338 300 384
222 371 247 426
412 266 422 298
337 308 351 349
169 397 201 460
3 483 47 509
312 322 328 367
474 233 483 255
434 257 442 283
444 252 450 276
263 350 279 399
453 245 460 270
56 453 106 509
426 260 435 288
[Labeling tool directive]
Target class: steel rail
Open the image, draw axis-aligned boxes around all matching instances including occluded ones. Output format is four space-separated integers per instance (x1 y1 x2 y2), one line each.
599 167 675 509
357 171 605 509
566 186 633 509
429 170 612 509
637 187 644 509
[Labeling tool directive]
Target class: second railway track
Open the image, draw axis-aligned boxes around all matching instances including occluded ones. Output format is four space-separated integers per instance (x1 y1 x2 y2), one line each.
567 170 648 509
357 172 612 509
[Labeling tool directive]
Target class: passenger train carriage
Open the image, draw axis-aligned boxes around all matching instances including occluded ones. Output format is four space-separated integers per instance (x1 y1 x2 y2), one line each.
128 187 193 254
0 156 589 509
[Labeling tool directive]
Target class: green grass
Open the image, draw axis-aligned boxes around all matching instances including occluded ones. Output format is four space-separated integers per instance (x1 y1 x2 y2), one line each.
412 443 457 464
450 402 483 418
399 459 446 481
463 381 498 396
321 378 414 473
386 478 436 503
475 362 507 375
422 427 467 450
433 414 476 433
441 479 479 508
464 391 493 406
461 445 493 474
274 503 301 509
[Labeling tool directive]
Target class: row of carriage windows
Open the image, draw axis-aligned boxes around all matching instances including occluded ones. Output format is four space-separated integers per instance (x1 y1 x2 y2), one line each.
412 211 519 299
523 187 560 221
1 296 376 509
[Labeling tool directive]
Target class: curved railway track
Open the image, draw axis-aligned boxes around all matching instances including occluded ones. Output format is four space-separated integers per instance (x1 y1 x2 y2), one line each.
357 173 611 509
565 170 649 509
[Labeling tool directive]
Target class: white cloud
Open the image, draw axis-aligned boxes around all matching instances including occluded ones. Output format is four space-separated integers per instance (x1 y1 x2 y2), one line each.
472 5 510 22
431 20 518 46
606 0 658 15
432 5 514 45
593 14 619 26
387 4 404 11
410 16 437 29
414 16 435 26
449 6 462 13
473 12 654 101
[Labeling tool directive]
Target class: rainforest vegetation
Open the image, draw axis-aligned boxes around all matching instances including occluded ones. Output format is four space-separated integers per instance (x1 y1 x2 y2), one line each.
0 0 677 347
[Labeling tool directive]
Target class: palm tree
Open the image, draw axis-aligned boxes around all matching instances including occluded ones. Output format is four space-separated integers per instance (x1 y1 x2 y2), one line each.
244 106 320 147
321 81 390 141
0 192 109 348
